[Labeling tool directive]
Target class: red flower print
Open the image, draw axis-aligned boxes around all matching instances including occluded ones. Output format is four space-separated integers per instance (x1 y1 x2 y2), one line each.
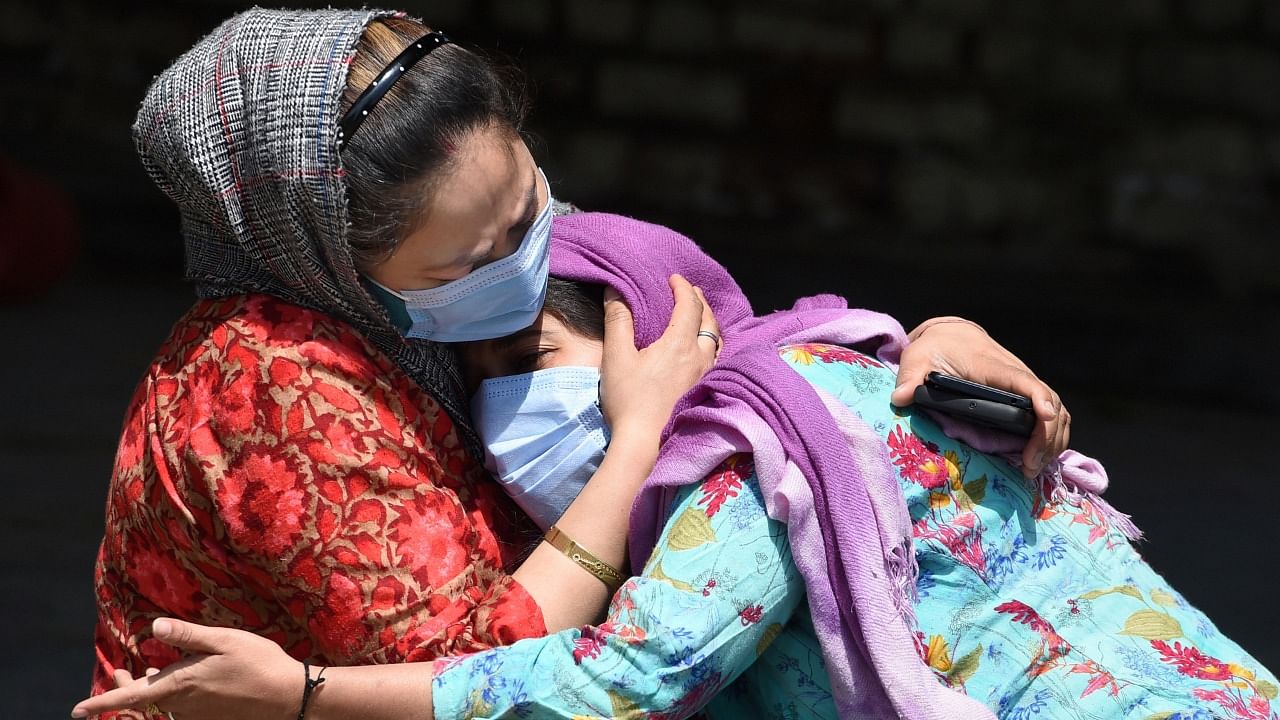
221 451 308 556
1064 499 1112 545
609 581 638 614
1249 693 1274 719
886 426 949 489
388 494 468 588
739 604 764 625
129 535 201 611
802 343 884 367
267 356 303 386
655 671 725 720
1069 661 1122 698
571 623 618 664
913 631 930 664
1191 687 1266 719
1151 640 1234 681
951 534 987 577
94 294 548 703
314 379 362 413
698 455 749 517
995 600 1070 660
613 623 647 644
370 576 407 611
920 522 987 576
995 600 1051 634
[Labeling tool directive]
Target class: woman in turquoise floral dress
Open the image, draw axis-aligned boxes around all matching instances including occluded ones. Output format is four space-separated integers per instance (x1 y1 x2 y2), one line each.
79 219 1277 720
422 289 1276 720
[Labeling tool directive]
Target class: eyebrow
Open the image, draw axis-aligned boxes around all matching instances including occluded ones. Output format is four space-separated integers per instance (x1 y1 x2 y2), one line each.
516 166 538 228
489 324 545 352
457 167 538 269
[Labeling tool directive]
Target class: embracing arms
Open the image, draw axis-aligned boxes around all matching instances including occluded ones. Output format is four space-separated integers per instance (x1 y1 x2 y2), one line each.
75 459 799 720
78 309 1064 717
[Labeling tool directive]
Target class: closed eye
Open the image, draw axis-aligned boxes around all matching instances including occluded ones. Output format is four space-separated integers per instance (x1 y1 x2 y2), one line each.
512 347 554 374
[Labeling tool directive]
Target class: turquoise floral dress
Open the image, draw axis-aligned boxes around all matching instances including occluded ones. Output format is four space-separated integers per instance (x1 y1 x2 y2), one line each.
432 344 1277 719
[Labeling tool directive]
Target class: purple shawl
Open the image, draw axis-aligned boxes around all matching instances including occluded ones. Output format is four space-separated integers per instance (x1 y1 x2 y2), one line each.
550 211 1133 719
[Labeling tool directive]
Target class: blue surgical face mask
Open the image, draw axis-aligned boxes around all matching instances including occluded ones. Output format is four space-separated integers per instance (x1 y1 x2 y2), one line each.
365 169 554 342
472 366 610 532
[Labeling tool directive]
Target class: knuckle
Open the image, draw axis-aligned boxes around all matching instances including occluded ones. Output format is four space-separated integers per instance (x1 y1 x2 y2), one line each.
172 665 195 693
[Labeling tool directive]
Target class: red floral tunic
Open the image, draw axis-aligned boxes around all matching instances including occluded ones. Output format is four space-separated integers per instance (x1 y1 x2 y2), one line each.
91 294 545 705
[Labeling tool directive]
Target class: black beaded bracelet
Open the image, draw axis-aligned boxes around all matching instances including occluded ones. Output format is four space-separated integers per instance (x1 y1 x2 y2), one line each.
297 660 327 720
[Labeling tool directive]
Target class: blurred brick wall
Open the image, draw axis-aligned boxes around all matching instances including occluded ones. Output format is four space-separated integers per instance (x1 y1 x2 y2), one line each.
2 0 1278 402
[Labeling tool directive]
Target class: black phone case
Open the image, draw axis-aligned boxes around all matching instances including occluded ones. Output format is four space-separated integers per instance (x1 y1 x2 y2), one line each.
913 384 1036 437
924 371 1034 409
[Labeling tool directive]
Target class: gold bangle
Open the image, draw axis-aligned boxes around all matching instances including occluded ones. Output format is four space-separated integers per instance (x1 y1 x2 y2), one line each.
544 525 626 593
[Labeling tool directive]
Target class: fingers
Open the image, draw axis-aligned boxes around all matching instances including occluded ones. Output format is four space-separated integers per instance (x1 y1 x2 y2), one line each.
891 355 930 407
693 286 718 333
80 665 173 718
1022 395 1073 479
601 286 637 364
113 668 140 688
691 286 720 359
664 274 705 340
72 676 165 718
151 617 230 655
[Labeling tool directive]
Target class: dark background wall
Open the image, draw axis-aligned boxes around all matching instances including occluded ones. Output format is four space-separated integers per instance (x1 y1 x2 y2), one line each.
1 0 1277 717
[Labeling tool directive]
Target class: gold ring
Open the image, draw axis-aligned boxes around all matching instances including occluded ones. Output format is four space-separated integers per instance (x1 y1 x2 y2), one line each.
145 703 162 715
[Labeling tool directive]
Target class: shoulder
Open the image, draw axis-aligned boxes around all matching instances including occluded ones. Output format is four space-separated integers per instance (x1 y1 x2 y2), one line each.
147 293 453 451
152 293 409 390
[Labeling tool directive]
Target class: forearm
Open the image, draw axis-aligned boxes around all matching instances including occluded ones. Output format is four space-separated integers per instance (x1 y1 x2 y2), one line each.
307 662 435 720
512 433 656 632
906 315 987 342
433 462 806 720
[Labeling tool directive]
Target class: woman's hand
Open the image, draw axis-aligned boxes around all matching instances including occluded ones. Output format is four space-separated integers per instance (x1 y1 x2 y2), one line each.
510 274 720 632
72 618 300 720
598 274 720 443
892 317 1070 478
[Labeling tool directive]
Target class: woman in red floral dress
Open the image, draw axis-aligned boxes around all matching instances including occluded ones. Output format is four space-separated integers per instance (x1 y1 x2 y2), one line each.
91 7 1074 716
92 8 727 705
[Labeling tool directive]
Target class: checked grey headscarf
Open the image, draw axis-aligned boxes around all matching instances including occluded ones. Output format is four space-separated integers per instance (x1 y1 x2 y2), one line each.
133 8 481 453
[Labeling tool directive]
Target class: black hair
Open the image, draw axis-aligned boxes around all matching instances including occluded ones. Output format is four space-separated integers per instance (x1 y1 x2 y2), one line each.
340 17 529 271
542 278 606 341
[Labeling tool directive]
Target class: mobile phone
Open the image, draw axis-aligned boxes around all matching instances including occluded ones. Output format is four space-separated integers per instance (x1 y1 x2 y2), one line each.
911 372 1036 437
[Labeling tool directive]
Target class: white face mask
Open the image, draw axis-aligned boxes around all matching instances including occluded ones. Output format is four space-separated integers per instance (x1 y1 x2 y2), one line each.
366 169 554 342
471 366 610 531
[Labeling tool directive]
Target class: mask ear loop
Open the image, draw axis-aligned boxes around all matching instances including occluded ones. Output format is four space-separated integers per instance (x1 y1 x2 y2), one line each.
362 274 408 300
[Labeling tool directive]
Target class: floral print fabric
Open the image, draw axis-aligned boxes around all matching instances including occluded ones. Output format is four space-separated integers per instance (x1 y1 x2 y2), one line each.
92 294 546 711
786 343 1278 719
434 342 1276 719
432 452 808 718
